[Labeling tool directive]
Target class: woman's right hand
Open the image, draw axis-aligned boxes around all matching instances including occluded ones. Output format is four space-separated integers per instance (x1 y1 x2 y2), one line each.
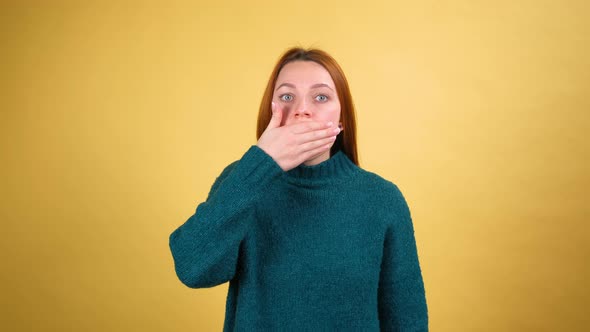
257 102 340 171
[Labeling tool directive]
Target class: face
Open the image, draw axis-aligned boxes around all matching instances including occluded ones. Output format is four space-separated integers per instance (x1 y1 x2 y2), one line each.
273 61 341 128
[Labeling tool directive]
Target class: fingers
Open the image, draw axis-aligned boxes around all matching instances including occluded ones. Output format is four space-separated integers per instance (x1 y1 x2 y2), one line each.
289 120 334 134
266 102 283 129
295 125 341 145
299 134 337 153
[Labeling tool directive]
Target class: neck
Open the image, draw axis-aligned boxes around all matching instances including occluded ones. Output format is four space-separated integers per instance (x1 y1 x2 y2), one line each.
284 149 358 184
303 151 330 166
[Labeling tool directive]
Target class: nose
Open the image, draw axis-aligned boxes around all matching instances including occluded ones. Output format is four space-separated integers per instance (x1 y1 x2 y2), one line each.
292 99 312 119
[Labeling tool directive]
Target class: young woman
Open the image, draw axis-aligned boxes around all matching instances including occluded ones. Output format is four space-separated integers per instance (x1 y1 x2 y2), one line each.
169 47 429 331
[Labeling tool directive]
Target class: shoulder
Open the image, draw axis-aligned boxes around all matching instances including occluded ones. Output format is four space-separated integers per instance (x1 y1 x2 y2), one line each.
354 168 405 198
353 168 412 219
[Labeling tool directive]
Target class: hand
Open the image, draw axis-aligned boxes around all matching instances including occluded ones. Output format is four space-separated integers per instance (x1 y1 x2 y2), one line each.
257 102 340 171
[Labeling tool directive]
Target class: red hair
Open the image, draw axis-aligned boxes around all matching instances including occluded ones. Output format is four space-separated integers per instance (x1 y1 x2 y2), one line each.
256 47 359 166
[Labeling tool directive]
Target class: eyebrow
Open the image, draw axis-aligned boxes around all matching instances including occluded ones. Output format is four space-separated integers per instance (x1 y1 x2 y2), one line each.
275 83 334 91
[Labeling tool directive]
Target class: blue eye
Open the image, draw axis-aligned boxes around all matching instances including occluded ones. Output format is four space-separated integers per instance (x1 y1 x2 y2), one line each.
315 95 328 102
279 94 293 102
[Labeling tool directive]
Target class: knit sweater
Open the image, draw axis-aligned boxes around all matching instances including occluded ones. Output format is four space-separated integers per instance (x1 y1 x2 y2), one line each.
169 145 428 331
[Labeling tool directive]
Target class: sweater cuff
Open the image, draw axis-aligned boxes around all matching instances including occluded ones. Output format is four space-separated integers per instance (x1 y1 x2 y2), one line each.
230 145 284 192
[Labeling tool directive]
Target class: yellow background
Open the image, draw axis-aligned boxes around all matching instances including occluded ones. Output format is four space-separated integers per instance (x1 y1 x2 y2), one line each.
2 1 589 331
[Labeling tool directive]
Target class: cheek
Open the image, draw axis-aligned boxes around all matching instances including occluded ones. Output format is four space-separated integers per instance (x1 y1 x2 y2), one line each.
315 106 340 123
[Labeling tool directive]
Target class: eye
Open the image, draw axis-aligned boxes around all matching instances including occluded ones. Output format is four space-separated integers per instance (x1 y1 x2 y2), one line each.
315 94 328 102
279 94 294 102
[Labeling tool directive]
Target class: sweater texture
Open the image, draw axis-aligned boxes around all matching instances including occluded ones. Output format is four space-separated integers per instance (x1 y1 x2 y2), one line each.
169 145 428 331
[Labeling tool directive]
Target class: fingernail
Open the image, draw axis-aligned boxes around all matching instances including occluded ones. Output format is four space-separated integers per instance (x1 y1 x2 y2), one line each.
338 123 342 129
271 102 276 112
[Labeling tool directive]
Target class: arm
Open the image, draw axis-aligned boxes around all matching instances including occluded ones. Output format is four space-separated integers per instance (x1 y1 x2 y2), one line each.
168 145 283 288
169 106 337 289
378 184 429 331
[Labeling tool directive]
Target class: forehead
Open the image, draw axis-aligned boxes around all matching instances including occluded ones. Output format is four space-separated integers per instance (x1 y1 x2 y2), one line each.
275 61 335 86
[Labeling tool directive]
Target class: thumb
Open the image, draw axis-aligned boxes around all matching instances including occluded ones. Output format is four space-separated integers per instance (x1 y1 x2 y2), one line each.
267 102 283 129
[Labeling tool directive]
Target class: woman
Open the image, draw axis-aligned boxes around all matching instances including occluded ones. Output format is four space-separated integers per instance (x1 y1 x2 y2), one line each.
169 47 429 331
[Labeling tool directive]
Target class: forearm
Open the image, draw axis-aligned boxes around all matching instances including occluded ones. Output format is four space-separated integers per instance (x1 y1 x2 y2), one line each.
169 145 283 288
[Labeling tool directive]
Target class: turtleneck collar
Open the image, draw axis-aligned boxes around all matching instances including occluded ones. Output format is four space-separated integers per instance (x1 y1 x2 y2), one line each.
283 150 360 184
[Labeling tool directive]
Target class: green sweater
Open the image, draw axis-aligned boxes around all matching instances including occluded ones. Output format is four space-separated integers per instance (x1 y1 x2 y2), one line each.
169 145 428 331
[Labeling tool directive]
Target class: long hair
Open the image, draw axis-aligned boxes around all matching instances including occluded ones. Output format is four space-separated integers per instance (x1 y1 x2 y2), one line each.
256 47 359 166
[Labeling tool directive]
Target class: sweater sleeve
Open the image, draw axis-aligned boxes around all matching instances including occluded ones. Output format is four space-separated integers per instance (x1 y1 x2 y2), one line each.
378 184 429 331
169 145 284 288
